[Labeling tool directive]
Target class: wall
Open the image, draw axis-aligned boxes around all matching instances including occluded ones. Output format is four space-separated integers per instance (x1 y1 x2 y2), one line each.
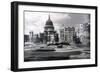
0 0 99 73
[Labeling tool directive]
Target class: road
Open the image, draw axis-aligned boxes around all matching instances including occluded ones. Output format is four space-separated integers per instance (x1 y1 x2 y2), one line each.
24 43 90 62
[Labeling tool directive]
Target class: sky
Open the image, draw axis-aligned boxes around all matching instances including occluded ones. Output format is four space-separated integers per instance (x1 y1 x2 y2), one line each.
24 11 90 35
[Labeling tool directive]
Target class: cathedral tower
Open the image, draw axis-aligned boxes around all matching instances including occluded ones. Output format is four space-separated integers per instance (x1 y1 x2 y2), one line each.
44 14 56 44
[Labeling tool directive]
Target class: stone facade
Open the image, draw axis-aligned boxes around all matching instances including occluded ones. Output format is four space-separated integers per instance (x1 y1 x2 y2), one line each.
43 15 58 44
59 27 75 43
77 23 90 45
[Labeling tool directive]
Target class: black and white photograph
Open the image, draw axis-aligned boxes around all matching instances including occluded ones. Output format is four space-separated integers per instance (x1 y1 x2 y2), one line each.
11 2 97 71
24 11 90 62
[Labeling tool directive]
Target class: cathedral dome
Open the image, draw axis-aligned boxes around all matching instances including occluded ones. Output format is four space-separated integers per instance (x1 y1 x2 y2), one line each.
45 18 53 25
44 14 54 32
45 14 54 28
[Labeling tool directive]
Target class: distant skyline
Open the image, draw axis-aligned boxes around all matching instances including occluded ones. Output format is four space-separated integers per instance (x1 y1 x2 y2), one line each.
24 11 90 35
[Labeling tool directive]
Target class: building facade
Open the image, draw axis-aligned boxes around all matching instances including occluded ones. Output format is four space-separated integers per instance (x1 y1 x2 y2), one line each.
43 15 58 44
77 23 90 45
59 27 75 43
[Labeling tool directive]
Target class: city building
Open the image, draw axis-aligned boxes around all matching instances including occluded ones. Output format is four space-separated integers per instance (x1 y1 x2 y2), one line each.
29 31 40 43
59 27 75 43
43 14 58 44
29 31 34 43
24 35 29 42
76 23 90 46
24 14 59 44
59 29 64 43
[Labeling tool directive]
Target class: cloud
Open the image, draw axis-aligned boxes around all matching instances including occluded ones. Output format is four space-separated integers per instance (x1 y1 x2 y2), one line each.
24 11 90 35
50 13 71 21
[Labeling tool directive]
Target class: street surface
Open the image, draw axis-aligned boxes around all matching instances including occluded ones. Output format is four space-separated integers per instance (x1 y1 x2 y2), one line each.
24 43 90 62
